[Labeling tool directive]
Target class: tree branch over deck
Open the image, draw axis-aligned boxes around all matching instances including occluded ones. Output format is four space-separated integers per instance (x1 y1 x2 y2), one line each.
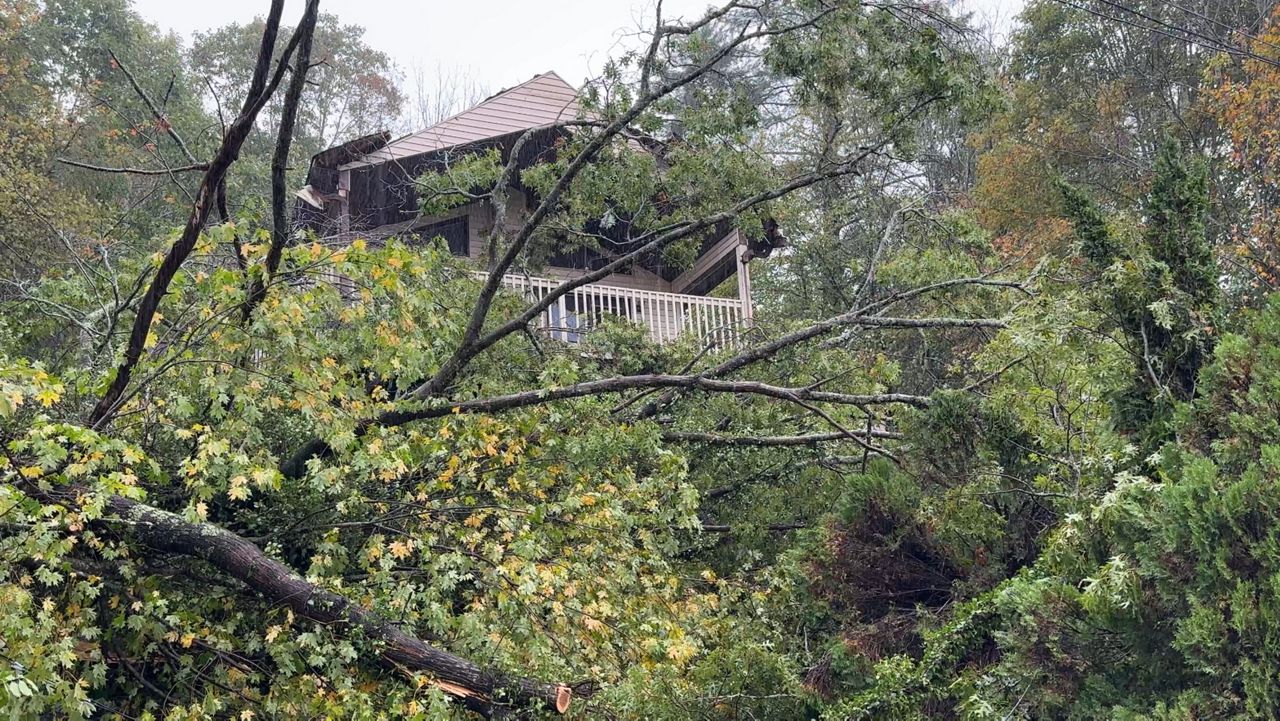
277 116 986 477
662 429 904 446
628 277 1021 420
281 372 934 478
412 1 843 401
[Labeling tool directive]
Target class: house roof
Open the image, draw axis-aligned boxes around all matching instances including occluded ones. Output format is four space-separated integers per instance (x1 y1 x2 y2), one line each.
339 71 580 171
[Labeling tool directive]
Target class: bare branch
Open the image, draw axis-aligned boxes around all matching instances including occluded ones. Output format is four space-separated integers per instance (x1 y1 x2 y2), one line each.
700 522 807 533
662 429 903 446
280 374 925 478
107 49 199 164
56 158 209 175
243 0 320 322
382 375 931 426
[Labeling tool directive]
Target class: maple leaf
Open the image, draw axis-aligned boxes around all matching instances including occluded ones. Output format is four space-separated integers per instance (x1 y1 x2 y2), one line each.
228 475 250 501
388 540 413 560
34 387 61 407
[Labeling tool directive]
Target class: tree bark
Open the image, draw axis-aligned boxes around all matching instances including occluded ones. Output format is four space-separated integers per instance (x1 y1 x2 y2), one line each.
243 0 320 323
100 493 571 716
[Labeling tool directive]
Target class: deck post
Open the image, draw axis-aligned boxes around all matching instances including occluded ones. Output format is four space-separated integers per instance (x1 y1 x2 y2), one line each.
337 168 351 235
736 240 754 326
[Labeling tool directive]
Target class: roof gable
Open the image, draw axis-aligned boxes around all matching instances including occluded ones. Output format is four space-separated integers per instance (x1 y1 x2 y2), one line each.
341 71 580 170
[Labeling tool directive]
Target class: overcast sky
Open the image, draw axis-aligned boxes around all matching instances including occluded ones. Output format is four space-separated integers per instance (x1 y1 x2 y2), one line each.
131 0 1025 103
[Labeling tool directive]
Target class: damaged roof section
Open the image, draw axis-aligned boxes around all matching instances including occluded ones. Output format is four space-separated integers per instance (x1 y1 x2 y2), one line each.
341 72 581 170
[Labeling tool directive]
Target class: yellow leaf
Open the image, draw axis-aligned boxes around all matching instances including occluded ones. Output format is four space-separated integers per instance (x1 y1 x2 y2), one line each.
252 468 276 488
180 633 195 648
666 639 698 664
4 389 25 412
19 465 44 479
264 625 282 643
34 387 61 407
388 540 413 560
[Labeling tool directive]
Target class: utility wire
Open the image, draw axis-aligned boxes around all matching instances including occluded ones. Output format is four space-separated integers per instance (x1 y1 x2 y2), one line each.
1048 0 1280 70
1151 0 1280 55
1093 0 1274 62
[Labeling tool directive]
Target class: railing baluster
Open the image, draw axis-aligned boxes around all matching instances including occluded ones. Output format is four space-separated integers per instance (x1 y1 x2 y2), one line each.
645 291 655 340
483 272 747 348
698 298 708 346
671 296 680 343
709 299 716 346
648 292 659 341
708 299 718 347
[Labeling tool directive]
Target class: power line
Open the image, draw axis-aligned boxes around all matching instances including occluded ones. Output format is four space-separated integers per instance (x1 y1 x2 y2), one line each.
1048 0 1280 70
1050 0 1237 57
1152 0 1280 55
1094 0 1276 62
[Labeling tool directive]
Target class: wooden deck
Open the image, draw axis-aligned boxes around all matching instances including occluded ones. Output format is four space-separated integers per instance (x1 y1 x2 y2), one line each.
492 273 748 346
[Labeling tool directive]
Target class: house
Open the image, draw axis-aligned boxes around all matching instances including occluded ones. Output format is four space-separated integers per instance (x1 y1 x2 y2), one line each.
296 71 782 345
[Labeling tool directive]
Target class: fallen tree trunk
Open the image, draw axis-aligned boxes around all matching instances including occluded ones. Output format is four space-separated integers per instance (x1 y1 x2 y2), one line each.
101 493 571 716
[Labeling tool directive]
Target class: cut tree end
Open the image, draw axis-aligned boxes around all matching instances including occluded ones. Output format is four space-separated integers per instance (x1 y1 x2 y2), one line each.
555 685 572 714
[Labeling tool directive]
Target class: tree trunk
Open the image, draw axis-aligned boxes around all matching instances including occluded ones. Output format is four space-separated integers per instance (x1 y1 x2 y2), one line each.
101 493 571 716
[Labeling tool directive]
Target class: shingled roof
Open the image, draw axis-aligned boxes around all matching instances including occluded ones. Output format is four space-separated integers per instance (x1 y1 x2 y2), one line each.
338 71 580 170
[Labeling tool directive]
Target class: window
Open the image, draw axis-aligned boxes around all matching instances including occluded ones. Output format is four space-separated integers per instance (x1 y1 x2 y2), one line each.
547 302 582 343
547 242 631 274
416 216 469 257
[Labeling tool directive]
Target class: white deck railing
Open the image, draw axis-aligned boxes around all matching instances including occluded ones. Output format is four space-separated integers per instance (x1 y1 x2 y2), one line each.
492 273 747 346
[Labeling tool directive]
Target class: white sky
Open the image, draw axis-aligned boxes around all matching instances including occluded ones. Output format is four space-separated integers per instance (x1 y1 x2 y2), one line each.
131 0 1025 101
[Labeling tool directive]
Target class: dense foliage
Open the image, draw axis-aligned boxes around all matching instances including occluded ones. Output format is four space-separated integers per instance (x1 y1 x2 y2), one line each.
5 0 1280 719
